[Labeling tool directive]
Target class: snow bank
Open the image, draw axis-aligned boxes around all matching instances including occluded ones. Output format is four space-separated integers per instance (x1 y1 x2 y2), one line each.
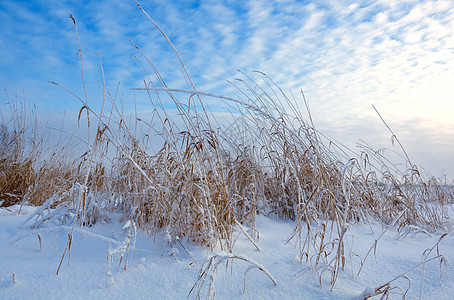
1 206 453 299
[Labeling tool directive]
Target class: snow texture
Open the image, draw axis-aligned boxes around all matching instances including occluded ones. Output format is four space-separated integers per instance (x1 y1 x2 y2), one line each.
1 205 453 299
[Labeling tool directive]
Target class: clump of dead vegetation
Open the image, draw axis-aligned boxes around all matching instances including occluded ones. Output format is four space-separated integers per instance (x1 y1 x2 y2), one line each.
1 1 453 296
0 101 80 209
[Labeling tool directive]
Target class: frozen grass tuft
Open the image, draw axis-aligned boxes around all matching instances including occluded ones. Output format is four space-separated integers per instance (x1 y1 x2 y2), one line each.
1 2 453 298
189 251 277 299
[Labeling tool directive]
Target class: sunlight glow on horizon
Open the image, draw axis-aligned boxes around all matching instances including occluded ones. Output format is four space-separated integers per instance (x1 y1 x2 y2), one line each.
0 0 453 178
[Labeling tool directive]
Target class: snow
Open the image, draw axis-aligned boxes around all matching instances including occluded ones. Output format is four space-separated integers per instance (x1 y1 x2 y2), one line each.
1 205 453 299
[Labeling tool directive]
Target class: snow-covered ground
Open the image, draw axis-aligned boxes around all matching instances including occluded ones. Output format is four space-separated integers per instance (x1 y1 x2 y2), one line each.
1 205 453 299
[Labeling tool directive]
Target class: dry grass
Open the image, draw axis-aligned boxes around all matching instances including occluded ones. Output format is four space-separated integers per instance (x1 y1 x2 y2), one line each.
1 2 453 295
189 251 277 299
0 101 81 209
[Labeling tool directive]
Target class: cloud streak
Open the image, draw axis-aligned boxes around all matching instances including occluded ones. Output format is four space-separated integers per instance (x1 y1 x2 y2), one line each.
0 0 453 178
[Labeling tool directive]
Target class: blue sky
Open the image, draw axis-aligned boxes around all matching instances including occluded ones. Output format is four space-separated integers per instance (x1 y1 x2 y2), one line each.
1 0 453 178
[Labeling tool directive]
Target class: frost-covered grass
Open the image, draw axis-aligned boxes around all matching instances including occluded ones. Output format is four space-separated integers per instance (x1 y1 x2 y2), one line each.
1 205 453 299
1 2 454 298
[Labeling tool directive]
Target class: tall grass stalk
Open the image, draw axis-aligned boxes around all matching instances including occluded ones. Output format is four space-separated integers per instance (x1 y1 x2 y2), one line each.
1 2 453 293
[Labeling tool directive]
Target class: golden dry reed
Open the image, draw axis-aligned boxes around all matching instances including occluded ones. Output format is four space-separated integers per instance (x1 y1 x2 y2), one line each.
1 3 452 290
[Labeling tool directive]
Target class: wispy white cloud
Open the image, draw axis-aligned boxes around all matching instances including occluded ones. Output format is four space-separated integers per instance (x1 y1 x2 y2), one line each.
0 0 453 177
